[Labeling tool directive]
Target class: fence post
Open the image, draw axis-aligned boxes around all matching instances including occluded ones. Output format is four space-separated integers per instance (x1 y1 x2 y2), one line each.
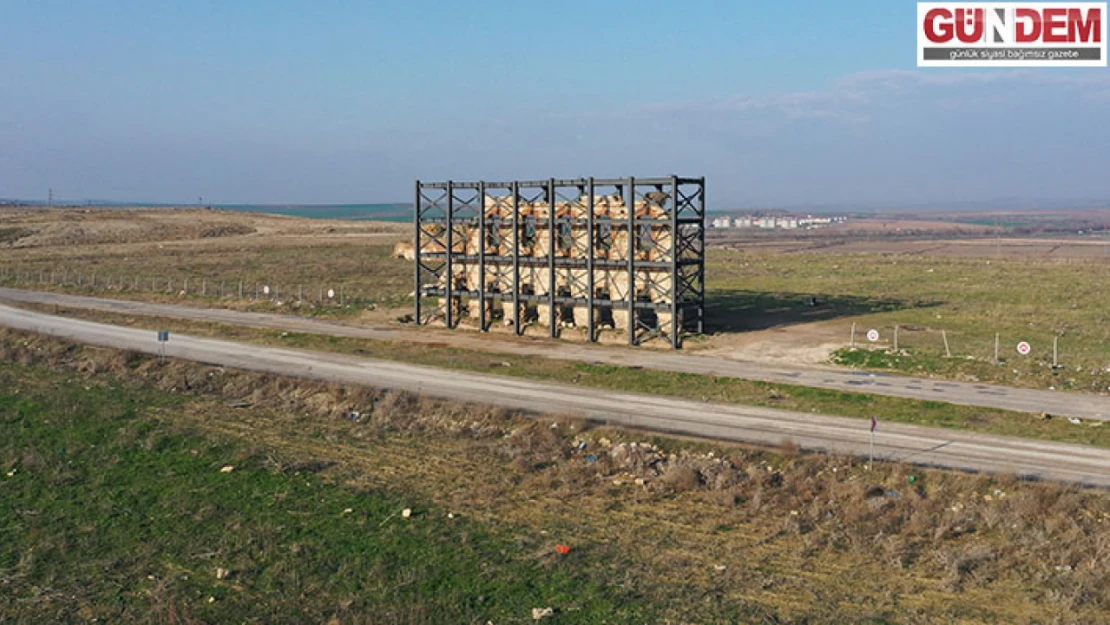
298 284 303 302
893 324 899 351
202 279 206 296
183 278 188 295
994 333 1000 364
238 280 243 298
1053 336 1059 368
850 322 856 347
942 330 951 358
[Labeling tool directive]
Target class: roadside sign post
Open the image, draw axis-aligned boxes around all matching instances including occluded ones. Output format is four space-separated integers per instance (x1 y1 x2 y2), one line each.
869 416 877 471
157 330 169 361
1017 341 1031 357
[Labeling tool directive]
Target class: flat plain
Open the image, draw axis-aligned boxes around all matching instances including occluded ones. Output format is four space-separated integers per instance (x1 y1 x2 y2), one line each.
4 207 1110 623
4 207 1110 392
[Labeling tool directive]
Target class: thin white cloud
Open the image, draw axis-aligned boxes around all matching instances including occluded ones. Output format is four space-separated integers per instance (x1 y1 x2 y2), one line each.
634 69 1110 123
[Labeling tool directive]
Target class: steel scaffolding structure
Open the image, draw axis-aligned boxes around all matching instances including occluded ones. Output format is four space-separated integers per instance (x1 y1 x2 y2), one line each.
414 176 705 348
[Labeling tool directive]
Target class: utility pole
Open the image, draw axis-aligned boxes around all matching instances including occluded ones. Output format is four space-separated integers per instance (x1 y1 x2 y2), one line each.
47 188 53 208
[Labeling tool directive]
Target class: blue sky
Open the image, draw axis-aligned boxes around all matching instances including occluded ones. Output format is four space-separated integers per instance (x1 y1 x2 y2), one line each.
1 0 1108 207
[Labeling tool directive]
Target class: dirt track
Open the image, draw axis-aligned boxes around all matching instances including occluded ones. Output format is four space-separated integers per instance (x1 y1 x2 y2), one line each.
2 301 1108 486
1 287 1107 421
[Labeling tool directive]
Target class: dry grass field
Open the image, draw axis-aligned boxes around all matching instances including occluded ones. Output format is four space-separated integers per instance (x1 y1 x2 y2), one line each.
702 249 1110 392
0 207 410 318
4 206 1110 392
3 328 1109 624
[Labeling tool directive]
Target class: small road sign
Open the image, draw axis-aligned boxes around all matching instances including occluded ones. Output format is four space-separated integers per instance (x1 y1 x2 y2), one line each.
866 329 880 342
156 330 169 361
263 285 271 295
1017 341 1031 356
327 288 335 299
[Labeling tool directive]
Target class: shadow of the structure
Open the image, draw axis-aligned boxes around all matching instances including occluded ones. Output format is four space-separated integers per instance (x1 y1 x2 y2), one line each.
703 289 940 333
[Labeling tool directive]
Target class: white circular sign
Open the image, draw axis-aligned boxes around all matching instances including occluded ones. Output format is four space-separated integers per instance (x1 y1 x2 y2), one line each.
866 329 880 342
262 285 271 295
327 289 335 299
1016 341 1031 356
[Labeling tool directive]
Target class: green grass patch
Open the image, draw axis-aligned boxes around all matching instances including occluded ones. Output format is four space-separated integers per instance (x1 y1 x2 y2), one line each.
832 348 916 369
706 251 1110 391
0 365 649 623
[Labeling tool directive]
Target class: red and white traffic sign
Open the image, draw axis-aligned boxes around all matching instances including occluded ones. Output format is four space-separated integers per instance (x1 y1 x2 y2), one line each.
1016 341 1032 355
866 329 880 342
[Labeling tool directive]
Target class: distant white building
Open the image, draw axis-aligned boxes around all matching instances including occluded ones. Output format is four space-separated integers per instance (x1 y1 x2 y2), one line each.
710 213 847 230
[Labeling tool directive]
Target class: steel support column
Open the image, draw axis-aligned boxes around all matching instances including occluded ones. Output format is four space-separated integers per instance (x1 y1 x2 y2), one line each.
697 177 706 334
512 181 521 335
548 178 557 338
586 177 595 343
478 181 487 332
670 174 679 349
445 180 454 329
414 179 421 325
627 176 636 346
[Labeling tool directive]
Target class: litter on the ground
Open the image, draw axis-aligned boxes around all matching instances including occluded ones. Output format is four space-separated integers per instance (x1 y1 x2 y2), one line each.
219 465 235 473
555 544 571 555
532 607 554 620
1069 417 1083 425
401 508 412 519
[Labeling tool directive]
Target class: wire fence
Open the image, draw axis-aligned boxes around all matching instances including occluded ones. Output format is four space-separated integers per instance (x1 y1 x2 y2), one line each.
848 321 1071 368
0 264 1091 368
0 265 376 309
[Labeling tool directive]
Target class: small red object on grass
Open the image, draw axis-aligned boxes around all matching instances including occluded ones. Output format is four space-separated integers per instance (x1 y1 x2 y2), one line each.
555 544 571 555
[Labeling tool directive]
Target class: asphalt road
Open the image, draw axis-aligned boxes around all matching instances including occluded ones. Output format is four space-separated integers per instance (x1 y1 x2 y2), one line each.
2 302 1109 486
1 287 1107 421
